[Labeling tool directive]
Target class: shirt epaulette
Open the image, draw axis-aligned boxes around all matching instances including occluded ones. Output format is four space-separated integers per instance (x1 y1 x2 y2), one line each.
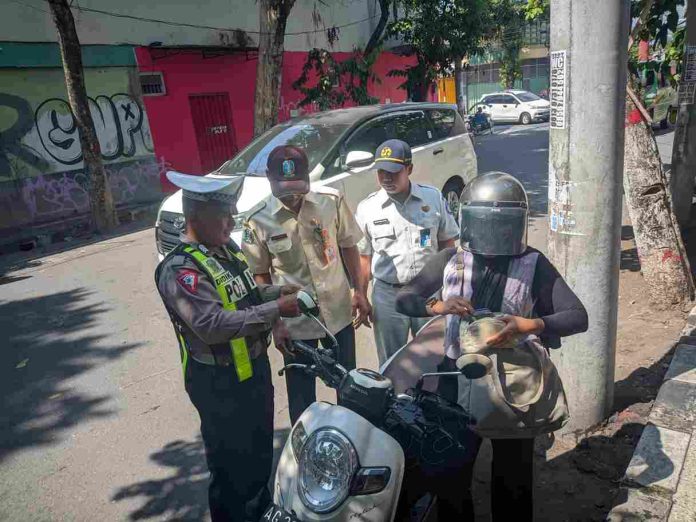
357 190 381 210
415 183 440 194
245 200 267 222
313 186 341 199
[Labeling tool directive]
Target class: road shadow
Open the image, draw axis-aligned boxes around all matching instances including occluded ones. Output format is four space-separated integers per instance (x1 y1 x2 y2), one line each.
112 428 291 521
0 287 138 462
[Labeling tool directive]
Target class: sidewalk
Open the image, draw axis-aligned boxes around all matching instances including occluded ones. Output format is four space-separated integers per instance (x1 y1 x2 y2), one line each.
608 307 696 521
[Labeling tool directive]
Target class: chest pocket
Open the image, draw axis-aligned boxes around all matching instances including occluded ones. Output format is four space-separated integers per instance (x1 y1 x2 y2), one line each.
267 235 293 254
371 222 396 240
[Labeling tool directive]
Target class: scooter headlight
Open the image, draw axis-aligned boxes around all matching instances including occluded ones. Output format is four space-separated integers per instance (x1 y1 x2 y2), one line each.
298 428 357 513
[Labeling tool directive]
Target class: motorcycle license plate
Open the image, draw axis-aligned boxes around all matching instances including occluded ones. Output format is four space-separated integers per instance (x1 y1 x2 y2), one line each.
260 503 301 522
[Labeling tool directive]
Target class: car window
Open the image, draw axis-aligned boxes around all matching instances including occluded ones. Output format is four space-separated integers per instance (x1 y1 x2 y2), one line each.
218 121 350 176
485 95 502 104
392 111 431 147
428 109 466 140
500 95 517 104
322 115 392 178
515 92 541 103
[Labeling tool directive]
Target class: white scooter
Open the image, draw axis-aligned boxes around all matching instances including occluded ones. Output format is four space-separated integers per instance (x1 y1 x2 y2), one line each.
261 292 479 522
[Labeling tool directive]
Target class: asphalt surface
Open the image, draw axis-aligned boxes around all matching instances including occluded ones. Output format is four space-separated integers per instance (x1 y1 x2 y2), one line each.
0 121 622 521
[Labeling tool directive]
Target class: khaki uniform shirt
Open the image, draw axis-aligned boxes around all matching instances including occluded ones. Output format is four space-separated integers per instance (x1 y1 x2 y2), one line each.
355 183 459 285
157 236 281 361
242 187 363 339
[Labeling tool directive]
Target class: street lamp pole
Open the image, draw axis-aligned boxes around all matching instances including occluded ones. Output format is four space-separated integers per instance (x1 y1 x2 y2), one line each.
547 0 631 433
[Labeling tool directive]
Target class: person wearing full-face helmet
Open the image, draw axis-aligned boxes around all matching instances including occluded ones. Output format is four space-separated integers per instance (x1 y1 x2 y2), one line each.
395 172 588 520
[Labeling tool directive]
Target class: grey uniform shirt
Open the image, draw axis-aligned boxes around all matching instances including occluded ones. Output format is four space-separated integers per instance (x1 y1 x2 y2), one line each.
355 183 459 285
157 237 281 360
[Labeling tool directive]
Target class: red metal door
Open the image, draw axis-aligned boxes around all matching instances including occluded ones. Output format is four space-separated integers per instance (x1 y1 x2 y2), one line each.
189 93 238 172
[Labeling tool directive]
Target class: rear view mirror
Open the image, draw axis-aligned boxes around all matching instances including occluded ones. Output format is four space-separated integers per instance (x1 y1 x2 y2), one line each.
297 290 320 317
345 150 374 169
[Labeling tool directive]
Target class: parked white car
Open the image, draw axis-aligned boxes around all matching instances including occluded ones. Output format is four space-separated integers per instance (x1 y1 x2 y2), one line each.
155 103 478 257
476 90 550 124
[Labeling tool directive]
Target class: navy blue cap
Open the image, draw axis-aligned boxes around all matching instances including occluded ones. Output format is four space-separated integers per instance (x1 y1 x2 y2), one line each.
374 139 412 174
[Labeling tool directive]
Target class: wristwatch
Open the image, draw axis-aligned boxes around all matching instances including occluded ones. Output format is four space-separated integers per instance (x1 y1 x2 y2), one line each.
425 297 440 316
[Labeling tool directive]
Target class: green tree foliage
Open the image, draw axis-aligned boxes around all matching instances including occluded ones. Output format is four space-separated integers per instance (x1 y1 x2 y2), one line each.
524 0 549 20
291 48 381 111
489 0 527 89
630 0 686 90
387 0 489 101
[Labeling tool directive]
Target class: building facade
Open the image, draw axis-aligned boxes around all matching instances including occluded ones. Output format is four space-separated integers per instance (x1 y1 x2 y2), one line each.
0 42 158 242
438 17 551 108
1 0 413 239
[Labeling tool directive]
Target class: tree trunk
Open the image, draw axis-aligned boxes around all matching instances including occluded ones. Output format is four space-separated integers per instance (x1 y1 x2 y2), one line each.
254 0 294 136
454 58 468 116
623 90 694 308
364 0 390 57
48 0 117 233
669 2 696 228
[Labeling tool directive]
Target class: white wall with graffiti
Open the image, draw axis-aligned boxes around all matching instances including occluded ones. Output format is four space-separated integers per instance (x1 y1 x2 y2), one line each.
0 67 160 236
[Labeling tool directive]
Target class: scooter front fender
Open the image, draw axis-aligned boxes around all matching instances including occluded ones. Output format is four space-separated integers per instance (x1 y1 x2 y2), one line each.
273 402 405 521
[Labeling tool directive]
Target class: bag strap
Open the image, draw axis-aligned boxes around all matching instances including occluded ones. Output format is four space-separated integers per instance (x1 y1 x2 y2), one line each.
489 340 545 413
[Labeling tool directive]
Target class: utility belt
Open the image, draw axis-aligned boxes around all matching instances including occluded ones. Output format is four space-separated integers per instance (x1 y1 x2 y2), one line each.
185 332 270 367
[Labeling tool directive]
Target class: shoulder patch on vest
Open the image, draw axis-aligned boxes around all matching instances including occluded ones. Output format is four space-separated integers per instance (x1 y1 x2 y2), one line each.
176 269 199 293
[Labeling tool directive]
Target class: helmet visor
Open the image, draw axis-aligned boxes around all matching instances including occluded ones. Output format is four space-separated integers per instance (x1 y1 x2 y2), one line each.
459 205 528 256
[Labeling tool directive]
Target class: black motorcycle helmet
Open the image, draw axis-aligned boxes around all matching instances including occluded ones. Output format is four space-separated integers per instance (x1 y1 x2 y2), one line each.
459 172 529 256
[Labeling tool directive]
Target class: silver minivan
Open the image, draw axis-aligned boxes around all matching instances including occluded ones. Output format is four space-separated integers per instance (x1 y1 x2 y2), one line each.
156 103 478 256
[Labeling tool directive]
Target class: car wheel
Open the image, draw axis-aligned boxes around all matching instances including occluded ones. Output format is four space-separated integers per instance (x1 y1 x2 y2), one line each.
442 177 465 219
520 112 532 125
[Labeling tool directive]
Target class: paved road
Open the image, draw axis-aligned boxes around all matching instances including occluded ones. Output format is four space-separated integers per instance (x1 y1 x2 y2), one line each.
1 121 658 521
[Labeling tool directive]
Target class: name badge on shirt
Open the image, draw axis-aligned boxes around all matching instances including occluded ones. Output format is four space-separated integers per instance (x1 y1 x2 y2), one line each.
419 228 432 248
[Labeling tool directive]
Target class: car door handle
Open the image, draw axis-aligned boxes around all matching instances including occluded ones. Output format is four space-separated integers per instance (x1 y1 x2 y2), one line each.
433 148 444 155
502 105 508 108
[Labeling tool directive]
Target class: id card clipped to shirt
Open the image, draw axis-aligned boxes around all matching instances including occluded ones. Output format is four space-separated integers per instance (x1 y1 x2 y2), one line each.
419 228 432 248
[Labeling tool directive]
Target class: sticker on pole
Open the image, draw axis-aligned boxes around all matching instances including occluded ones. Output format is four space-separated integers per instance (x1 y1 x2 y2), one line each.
550 51 567 129
683 44 696 83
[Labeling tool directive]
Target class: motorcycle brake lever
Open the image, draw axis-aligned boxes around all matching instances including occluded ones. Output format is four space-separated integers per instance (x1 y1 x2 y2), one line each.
277 363 309 376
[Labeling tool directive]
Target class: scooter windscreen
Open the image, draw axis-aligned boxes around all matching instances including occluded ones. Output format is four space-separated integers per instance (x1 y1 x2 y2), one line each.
380 316 447 395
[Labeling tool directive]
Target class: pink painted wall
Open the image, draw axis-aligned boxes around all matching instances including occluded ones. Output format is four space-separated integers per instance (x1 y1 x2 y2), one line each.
135 48 419 192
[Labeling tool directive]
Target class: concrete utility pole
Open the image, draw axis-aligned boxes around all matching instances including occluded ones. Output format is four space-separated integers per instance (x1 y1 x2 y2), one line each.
547 0 630 433
670 2 696 228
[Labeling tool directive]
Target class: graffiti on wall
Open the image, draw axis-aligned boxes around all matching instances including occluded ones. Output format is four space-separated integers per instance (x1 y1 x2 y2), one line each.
0 91 159 231
0 92 154 179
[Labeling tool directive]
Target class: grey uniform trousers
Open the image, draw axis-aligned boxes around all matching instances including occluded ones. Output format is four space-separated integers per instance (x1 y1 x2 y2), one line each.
372 279 430 366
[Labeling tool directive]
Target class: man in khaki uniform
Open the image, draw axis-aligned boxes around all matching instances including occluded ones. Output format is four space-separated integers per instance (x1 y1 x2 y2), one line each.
242 145 371 423
155 171 300 521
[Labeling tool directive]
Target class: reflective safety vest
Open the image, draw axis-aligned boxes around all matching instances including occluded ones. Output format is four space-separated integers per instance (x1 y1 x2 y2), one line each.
164 242 265 383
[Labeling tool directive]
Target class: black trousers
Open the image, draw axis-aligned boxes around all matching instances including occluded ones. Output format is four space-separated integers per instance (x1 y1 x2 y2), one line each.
398 437 534 521
283 324 356 425
185 354 274 522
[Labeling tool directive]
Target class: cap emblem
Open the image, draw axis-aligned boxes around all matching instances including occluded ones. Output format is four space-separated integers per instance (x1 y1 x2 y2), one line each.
380 147 393 158
282 159 296 178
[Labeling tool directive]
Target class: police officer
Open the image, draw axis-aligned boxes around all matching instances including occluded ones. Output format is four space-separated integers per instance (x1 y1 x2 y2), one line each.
242 145 369 424
155 171 300 522
355 139 459 365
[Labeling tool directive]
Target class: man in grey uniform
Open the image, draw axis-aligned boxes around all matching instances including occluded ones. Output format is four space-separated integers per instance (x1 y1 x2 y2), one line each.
155 171 300 522
355 139 459 365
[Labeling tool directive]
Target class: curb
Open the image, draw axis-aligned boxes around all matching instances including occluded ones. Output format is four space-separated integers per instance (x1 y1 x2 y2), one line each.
607 306 696 521
0 201 161 256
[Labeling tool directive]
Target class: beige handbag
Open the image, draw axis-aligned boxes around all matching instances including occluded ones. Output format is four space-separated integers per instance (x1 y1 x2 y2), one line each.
456 337 570 439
